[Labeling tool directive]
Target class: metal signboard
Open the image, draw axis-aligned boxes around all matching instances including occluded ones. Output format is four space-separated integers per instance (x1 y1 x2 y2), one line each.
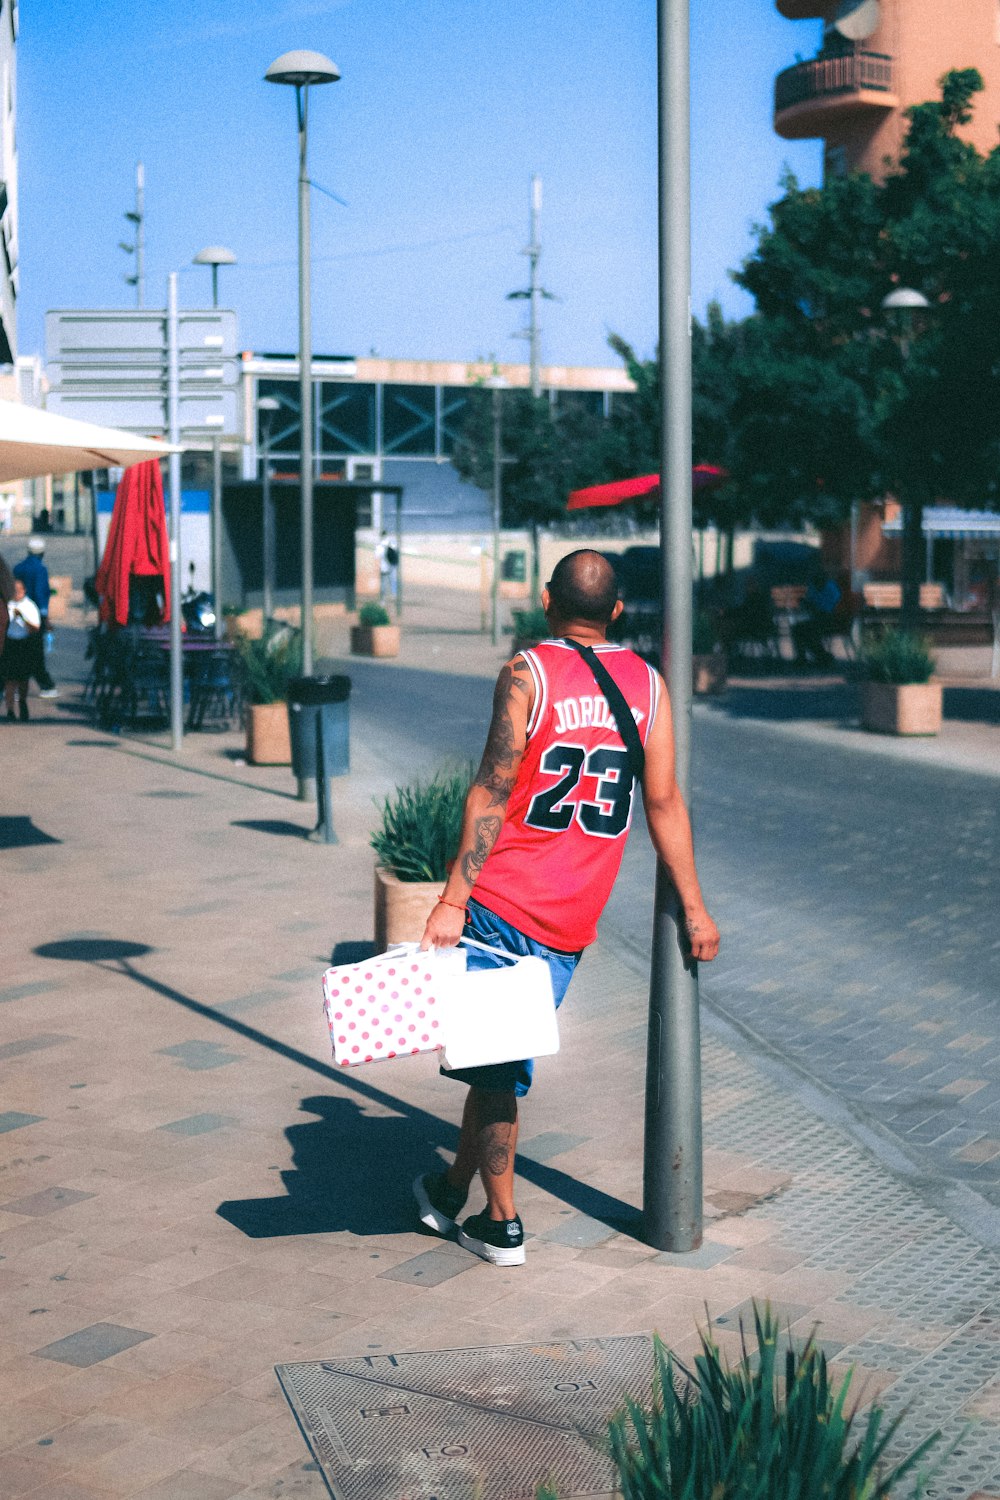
45 308 242 442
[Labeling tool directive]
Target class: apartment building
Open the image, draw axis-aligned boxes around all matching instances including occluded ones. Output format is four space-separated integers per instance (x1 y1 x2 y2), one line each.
773 0 1000 179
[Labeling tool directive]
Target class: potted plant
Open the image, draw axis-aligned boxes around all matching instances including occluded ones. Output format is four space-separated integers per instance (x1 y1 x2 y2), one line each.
351 601 400 658
692 609 726 695
858 628 941 735
511 605 551 654
222 603 246 643
370 767 471 948
238 625 302 764
593 1301 941 1500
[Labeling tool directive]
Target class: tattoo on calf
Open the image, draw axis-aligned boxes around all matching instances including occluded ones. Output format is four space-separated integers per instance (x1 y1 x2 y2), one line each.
481 1122 513 1178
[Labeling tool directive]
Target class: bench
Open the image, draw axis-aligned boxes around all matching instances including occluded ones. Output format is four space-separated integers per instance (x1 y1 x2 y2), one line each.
862 582 945 612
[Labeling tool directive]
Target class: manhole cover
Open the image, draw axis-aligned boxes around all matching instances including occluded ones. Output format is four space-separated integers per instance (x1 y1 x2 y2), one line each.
276 1334 655 1499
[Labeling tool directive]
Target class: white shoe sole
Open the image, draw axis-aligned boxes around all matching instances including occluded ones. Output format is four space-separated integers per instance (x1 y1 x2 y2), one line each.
413 1174 459 1236
457 1228 526 1266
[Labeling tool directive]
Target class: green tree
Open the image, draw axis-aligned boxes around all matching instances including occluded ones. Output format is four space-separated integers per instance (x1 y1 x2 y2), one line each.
732 67 1000 622
451 381 606 596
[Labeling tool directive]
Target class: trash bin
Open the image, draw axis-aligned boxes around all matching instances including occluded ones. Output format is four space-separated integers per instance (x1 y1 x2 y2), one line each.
287 675 351 782
502 549 527 583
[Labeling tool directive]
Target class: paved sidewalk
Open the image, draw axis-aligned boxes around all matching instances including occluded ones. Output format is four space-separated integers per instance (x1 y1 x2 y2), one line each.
1 625 999 1496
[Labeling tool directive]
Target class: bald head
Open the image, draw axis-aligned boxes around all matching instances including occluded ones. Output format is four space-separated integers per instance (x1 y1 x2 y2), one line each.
546 550 621 626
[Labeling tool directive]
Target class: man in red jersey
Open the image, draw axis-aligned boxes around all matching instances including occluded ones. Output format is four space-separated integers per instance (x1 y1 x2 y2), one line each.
413 549 719 1265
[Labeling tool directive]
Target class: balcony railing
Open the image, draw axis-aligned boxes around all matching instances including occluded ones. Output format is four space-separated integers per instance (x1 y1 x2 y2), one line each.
775 48 894 114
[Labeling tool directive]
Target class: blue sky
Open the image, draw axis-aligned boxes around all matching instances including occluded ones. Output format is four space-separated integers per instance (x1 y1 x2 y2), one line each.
18 1 823 370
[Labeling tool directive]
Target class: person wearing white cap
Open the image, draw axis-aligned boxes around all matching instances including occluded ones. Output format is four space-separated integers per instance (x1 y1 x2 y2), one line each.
14 537 58 698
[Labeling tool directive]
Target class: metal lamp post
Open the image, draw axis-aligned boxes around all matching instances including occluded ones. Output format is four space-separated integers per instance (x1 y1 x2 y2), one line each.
484 375 509 647
259 396 281 622
643 0 702 1252
881 287 930 630
265 49 341 680
193 245 237 309
193 246 237 640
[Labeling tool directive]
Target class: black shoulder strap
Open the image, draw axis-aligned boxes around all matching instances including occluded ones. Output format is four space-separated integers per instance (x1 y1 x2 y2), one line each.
561 639 645 783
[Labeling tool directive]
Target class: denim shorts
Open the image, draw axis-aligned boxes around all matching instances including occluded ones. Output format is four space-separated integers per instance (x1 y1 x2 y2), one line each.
440 897 581 1098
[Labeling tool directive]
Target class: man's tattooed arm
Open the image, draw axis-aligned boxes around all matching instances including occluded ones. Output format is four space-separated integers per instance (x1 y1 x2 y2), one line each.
444 656 534 902
472 658 533 807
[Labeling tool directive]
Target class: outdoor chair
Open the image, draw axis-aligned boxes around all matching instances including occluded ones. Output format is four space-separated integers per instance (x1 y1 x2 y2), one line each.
186 647 241 731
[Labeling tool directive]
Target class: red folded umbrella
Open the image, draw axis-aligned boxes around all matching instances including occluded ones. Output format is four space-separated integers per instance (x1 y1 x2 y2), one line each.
567 465 729 510
95 460 171 626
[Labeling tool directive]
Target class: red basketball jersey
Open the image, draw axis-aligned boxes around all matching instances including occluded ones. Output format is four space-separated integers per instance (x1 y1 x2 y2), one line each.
473 640 661 950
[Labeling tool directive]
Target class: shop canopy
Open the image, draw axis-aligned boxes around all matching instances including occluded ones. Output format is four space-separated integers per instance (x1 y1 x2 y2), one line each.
567 466 729 510
0 400 178 484
882 507 1000 540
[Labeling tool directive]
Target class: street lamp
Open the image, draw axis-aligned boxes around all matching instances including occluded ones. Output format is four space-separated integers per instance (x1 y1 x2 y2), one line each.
193 245 236 309
265 49 341 679
258 396 281 623
643 0 701 1253
483 374 509 647
881 287 931 628
192 247 237 639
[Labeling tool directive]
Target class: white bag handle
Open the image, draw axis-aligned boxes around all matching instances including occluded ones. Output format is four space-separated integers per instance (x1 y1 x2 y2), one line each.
459 935 521 965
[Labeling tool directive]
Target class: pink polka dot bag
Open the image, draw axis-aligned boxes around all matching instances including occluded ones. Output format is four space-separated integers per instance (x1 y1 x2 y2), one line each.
321 942 467 1068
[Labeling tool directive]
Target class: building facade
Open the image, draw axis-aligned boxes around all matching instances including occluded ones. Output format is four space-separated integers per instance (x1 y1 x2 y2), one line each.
0 0 16 364
238 354 636 533
774 0 1000 180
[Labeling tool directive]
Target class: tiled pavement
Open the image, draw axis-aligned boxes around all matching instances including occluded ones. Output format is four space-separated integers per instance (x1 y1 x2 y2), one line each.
1 623 999 1496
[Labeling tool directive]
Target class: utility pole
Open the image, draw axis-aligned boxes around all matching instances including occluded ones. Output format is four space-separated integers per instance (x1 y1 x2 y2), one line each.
167 272 183 752
120 163 145 307
507 175 556 400
643 0 703 1253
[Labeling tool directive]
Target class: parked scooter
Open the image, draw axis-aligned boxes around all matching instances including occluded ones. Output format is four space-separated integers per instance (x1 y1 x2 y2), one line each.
181 587 217 636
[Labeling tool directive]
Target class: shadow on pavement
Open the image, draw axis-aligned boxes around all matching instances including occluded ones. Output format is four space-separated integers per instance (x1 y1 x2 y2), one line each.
331 940 377 965
231 819 310 839
218 1094 432 1237
942 686 1000 724
36 938 153 962
1 817 62 849
32 939 639 1242
701 681 858 723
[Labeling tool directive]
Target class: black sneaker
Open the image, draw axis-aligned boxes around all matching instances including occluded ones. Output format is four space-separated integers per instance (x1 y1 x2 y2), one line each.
18 701 28 722
458 1209 525 1266
413 1172 467 1236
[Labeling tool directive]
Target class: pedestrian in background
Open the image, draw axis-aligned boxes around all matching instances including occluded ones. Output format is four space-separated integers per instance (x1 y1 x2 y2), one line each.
13 536 58 698
0 549 14 658
2 578 41 721
376 529 398 604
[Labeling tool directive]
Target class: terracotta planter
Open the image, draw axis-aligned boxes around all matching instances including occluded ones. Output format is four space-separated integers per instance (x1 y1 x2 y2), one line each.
692 652 727 696
351 624 400 658
46 576 72 623
246 701 292 764
374 865 441 951
860 680 942 736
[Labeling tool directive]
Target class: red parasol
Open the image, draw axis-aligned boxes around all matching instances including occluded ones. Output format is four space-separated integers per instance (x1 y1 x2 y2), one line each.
567 465 730 510
94 460 171 626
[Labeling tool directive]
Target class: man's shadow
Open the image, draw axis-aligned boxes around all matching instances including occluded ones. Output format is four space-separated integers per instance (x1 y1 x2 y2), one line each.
217 1094 435 1238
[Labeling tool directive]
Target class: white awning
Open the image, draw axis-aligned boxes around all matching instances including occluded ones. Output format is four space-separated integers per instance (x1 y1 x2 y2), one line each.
0 401 182 484
882 507 1000 540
